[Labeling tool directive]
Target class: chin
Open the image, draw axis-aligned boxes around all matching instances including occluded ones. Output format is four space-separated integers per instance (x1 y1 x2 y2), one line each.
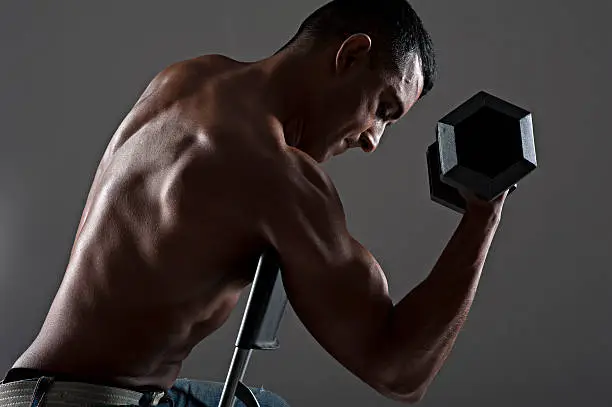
320 149 338 163
305 145 331 163
314 153 329 164
299 138 341 163
291 146 325 164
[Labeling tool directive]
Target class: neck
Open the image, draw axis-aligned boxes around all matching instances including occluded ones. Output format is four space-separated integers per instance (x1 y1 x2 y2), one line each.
252 50 318 148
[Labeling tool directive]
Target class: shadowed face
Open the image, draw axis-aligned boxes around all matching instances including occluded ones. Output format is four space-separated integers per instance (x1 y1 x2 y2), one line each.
299 34 424 162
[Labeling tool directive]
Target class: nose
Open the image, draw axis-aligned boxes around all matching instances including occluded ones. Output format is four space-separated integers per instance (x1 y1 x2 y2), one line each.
357 130 383 153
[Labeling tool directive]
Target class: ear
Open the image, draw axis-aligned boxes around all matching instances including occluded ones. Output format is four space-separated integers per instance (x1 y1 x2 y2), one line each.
334 33 372 75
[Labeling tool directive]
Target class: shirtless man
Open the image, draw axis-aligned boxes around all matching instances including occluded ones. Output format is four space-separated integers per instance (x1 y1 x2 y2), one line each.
1 1 509 406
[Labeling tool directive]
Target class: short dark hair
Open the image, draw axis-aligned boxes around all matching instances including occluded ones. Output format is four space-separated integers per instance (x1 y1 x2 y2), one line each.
279 0 437 98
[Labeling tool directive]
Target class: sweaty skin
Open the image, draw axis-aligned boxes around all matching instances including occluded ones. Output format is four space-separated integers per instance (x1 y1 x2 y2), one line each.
13 41 506 403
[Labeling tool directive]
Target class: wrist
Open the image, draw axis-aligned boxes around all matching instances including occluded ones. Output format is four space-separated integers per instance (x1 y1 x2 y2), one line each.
463 206 501 228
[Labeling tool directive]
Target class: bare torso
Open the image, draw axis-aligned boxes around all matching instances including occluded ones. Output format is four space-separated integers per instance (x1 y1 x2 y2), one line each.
13 55 286 390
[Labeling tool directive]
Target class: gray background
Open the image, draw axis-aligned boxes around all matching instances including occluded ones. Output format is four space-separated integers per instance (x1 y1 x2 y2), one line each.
0 1 610 406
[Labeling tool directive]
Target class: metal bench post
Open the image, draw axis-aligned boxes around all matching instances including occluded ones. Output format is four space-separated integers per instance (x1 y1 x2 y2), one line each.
218 250 288 407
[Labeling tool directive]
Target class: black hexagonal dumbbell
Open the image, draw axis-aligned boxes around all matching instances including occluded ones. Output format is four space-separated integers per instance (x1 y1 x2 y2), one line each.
426 91 537 213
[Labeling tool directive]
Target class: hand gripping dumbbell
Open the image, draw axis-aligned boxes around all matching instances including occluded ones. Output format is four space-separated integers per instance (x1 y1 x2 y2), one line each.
427 91 538 213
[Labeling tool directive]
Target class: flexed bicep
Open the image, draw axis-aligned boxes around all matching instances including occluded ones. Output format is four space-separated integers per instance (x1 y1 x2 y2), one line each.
257 147 395 394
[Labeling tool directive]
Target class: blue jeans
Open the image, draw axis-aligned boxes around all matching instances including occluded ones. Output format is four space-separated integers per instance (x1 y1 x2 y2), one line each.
164 379 290 407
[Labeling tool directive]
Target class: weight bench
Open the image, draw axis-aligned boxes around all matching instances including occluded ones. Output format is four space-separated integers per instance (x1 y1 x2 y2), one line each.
217 249 288 407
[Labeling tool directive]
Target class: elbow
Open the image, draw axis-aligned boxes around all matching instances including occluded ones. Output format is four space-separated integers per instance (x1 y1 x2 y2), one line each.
379 382 428 404
371 373 430 404
358 330 433 403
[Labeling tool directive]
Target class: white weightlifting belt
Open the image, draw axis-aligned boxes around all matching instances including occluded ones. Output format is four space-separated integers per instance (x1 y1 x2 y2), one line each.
0 379 166 406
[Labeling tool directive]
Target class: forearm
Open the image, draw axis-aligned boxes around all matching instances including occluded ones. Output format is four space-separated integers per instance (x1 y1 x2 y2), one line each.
382 209 501 397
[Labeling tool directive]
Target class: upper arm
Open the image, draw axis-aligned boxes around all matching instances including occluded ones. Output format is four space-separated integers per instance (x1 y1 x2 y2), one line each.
259 148 395 390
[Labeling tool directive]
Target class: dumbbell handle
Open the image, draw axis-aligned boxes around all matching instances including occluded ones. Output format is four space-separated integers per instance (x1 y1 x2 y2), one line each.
427 141 517 213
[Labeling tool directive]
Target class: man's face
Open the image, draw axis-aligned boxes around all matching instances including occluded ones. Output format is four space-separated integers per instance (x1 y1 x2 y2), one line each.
300 35 424 163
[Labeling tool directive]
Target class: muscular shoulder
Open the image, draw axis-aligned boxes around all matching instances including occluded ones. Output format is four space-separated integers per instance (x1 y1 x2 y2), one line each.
137 55 228 102
252 145 352 261
259 146 341 209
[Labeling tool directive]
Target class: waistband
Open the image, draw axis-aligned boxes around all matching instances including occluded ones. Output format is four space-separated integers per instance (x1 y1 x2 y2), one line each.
0 368 168 407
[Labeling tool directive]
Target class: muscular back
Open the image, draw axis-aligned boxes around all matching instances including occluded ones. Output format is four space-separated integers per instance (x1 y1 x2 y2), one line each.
15 56 294 388
15 55 396 396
